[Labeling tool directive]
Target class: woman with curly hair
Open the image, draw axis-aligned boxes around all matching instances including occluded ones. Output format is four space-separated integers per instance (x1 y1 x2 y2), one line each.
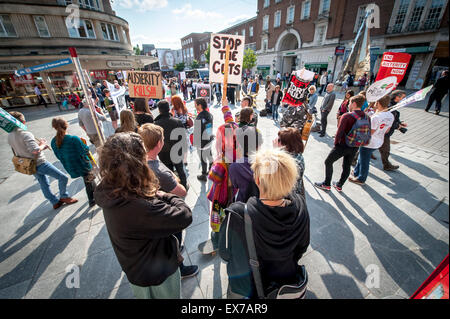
94 132 192 299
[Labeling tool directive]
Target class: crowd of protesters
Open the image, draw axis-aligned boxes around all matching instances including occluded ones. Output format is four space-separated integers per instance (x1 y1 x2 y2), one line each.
6 67 448 300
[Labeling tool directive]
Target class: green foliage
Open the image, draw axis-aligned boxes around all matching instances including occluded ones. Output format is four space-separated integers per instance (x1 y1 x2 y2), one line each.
204 44 210 64
243 48 257 71
191 60 200 69
133 44 141 56
175 62 185 72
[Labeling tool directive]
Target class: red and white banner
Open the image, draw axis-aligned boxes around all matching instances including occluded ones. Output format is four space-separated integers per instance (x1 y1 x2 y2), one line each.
375 52 411 85
92 70 107 80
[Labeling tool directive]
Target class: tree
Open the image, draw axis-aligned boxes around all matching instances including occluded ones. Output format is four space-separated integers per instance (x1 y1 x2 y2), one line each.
133 44 141 56
204 44 210 64
191 60 200 69
243 48 257 72
175 62 185 72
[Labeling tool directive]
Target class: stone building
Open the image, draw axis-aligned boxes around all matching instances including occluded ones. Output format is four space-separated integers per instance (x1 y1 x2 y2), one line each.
0 0 156 107
180 32 211 68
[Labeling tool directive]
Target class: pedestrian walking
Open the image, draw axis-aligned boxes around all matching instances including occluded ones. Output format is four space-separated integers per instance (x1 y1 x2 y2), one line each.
425 70 449 115
8 112 78 209
94 132 192 299
319 72 327 95
318 83 336 137
51 117 96 207
34 85 48 108
270 85 283 122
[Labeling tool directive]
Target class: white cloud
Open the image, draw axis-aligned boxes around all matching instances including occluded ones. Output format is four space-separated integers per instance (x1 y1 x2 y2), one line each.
131 34 180 50
224 14 253 27
112 0 168 12
172 4 222 19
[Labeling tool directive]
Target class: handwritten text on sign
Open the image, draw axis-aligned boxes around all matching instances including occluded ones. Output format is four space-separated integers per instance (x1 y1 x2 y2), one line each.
127 71 163 99
209 34 245 85
282 75 310 107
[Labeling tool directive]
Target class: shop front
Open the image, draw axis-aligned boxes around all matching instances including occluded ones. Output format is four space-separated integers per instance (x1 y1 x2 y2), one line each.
304 63 329 76
257 65 271 79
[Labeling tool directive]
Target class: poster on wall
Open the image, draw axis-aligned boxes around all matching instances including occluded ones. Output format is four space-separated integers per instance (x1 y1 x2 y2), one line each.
282 69 315 107
209 33 245 85
375 52 411 86
196 84 211 105
126 71 163 99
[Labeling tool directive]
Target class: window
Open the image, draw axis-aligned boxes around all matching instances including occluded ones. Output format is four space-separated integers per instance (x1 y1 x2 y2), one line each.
190 47 193 58
242 29 246 37
122 29 128 43
264 0 270 8
320 0 331 14
33 16 50 37
100 22 119 41
0 15 17 37
354 5 367 32
262 39 268 51
235 32 239 35
274 10 281 28
423 0 445 30
250 26 254 37
275 0 282 3
407 0 426 32
78 0 100 10
67 19 95 39
316 25 326 45
287 5 295 24
301 0 311 20
263 15 269 31
391 0 410 33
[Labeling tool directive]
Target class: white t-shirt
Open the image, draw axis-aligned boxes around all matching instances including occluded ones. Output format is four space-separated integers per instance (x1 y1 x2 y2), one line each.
366 111 394 149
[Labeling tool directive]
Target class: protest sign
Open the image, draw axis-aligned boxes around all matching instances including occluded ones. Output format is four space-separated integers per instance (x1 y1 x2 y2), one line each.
93 70 107 80
375 52 411 85
366 76 397 102
127 71 163 99
389 85 433 112
209 33 245 85
282 69 315 107
196 84 212 105
180 71 186 81
0 107 27 133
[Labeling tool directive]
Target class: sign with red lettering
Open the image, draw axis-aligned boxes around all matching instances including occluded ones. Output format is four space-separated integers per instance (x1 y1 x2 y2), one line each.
282 69 314 107
209 33 245 85
93 70 107 80
196 84 211 105
375 52 411 86
126 71 163 99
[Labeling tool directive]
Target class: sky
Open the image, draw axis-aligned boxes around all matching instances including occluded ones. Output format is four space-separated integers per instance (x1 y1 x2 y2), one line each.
111 0 257 50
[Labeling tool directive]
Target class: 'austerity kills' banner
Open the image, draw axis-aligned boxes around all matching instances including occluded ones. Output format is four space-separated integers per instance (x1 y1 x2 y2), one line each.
127 71 163 99
282 69 315 107
375 52 411 85
209 33 245 85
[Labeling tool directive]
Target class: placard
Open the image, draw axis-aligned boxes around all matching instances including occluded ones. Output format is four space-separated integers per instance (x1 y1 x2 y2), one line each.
209 33 245 85
196 84 211 105
92 70 107 80
366 76 397 103
281 69 314 107
126 71 163 99
375 52 411 85
0 107 27 133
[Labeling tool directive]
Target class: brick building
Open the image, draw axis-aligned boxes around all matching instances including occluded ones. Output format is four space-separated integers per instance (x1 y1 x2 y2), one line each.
180 32 211 67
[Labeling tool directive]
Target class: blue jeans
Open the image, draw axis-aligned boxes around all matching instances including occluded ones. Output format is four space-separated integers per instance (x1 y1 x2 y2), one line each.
34 161 69 205
353 147 375 183
272 104 279 120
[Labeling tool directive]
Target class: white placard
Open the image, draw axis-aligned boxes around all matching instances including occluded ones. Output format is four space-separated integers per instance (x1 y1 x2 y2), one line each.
209 33 245 85
366 76 397 103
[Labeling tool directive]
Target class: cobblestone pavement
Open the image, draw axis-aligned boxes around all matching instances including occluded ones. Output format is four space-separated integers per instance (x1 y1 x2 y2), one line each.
0 87 448 299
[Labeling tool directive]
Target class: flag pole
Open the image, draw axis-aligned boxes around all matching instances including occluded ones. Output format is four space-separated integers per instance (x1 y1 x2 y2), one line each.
222 44 231 105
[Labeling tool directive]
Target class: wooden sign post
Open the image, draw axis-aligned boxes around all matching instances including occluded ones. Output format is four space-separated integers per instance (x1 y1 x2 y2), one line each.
221 44 231 105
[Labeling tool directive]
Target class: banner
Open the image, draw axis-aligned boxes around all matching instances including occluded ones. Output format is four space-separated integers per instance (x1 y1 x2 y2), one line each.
196 84 211 105
15 58 72 76
375 52 411 85
366 76 397 102
180 71 186 81
282 69 314 107
92 70 107 80
389 85 433 112
0 107 27 133
209 33 245 85
157 49 177 70
126 71 163 99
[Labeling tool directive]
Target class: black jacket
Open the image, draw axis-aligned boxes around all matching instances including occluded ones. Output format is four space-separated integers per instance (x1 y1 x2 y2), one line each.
94 185 192 287
270 90 283 106
218 195 310 298
433 75 449 95
155 112 186 155
194 110 214 148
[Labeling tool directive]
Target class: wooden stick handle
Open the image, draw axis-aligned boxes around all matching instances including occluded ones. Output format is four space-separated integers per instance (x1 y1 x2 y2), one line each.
222 44 231 104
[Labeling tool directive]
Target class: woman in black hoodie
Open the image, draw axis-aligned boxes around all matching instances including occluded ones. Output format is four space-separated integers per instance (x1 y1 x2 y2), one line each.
219 149 310 299
94 132 192 299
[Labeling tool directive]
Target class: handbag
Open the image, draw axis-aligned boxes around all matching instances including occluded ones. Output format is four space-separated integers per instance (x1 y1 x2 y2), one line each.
11 148 37 175
244 204 308 299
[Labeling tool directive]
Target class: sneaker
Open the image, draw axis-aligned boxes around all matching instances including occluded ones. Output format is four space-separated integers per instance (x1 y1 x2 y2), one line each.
60 197 78 205
348 177 365 186
384 165 399 171
197 174 207 182
319 134 325 137
435 111 440 115
180 265 199 279
53 201 63 210
314 182 331 191
332 182 343 192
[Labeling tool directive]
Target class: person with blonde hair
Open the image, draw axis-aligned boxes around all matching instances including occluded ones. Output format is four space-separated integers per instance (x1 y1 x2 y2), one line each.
218 148 310 299
51 117 96 207
94 133 192 299
115 109 138 133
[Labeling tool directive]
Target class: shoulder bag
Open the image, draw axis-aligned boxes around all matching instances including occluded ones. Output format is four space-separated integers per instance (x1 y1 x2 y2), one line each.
11 147 37 175
244 204 308 299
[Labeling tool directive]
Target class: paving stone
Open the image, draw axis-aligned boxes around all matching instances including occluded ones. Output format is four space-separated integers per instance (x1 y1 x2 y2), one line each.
184 220 211 257
0 280 30 299
101 281 134 299
188 204 210 230
24 271 76 299
189 252 228 299
85 223 113 257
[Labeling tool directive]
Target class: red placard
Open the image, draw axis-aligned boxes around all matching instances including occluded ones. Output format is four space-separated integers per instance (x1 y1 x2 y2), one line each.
411 255 449 299
282 74 310 107
92 70 107 80
375 52 411 85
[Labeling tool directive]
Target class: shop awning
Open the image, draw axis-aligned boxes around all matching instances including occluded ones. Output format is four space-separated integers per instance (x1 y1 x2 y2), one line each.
304 63 328 69
257 65 271 70
372 46 434 55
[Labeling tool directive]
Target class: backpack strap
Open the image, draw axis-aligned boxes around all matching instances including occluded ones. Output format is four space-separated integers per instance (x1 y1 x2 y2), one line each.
244 204 266 299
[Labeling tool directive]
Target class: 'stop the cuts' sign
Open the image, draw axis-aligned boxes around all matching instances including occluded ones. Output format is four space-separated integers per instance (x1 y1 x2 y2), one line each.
127 71 163 99
209 33 245 85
